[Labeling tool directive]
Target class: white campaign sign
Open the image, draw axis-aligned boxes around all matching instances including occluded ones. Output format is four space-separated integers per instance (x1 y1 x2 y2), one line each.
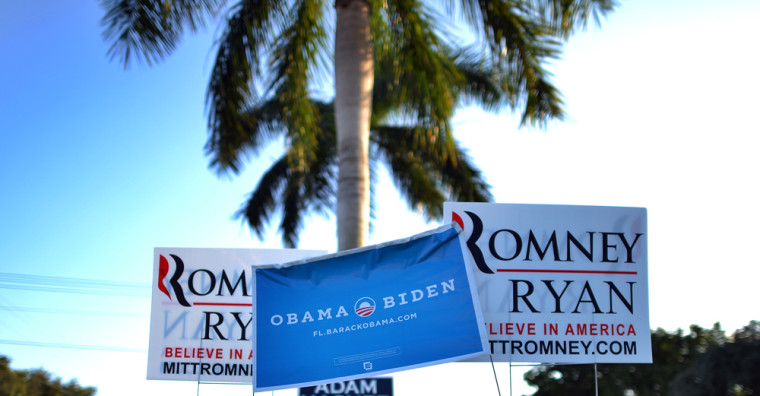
147 248 325 382
443 203 651 364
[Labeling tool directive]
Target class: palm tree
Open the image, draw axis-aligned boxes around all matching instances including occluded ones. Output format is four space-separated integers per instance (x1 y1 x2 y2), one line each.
101 0 615 250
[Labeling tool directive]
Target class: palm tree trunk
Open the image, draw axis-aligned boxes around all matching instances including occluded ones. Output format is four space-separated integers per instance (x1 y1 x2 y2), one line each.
335 0 373 251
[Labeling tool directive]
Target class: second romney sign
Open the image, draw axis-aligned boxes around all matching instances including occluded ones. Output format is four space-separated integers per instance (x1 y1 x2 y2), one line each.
444 203 651 364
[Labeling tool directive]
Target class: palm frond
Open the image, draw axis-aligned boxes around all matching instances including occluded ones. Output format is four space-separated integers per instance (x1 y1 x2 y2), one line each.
103 0 616 248
468 1 565 126
205 0 288 174
269 0 331 172
206 97 287 174
437 141 492 204
101 0 226 66
374 132 444 220
279 172 306 249
379 1 462 125
372 125 491 220
447 45 505 111
373 1 466 169
527 0 617 37
237 156 289 239
237 100 336 247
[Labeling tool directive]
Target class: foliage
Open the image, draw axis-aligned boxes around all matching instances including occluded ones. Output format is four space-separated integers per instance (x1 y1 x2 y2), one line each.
671 321 760 396
100 0 616 247
525 322 760 396
0 356 96 396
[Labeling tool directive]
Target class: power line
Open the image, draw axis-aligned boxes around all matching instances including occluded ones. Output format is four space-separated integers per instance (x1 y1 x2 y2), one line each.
0 272 151 289
0 274 152 355
0 283 150 297
0 272 151 297
0 305 146 318
0 339 147 353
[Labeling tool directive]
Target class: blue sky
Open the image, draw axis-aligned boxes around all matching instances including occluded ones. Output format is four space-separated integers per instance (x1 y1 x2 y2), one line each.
1 1 758 395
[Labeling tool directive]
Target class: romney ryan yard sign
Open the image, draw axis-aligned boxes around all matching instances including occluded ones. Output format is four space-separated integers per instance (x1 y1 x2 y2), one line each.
444 203 651 364
148 248 325 382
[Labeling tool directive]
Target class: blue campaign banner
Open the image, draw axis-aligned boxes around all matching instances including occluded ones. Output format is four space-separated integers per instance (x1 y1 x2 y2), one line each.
252 224 488 391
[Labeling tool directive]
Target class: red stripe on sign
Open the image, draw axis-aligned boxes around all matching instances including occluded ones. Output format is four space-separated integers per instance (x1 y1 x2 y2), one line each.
496 269 637 275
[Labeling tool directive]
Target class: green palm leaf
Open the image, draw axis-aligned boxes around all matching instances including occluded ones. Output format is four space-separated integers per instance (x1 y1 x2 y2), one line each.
102 0 616 248
101 0 227 66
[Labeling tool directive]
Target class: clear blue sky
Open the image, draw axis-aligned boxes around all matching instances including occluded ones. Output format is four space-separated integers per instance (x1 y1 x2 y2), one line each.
1 1 758 395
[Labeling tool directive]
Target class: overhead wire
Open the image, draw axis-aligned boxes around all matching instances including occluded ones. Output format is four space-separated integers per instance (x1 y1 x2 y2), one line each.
0 305 146 318
0 271 152 353
0 272 151 297
0 339 146 353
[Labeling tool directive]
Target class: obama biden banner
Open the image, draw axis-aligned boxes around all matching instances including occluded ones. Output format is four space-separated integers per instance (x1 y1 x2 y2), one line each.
252 223 488 392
